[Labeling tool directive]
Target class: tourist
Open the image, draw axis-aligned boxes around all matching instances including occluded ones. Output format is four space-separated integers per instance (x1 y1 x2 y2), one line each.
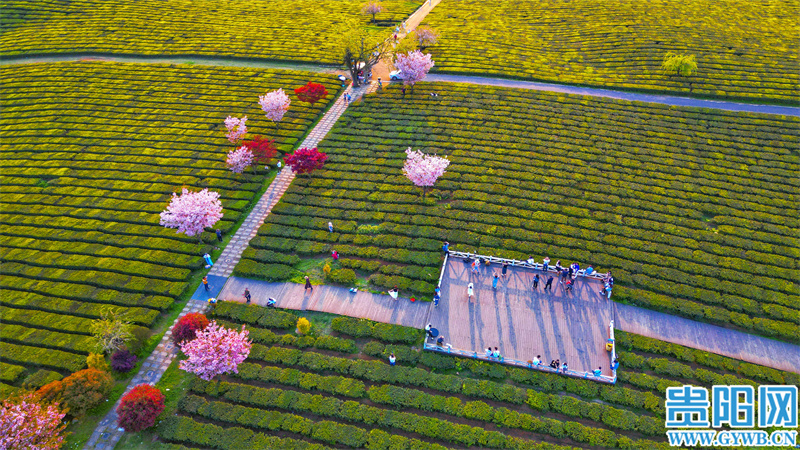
532 355 541 366
555 260 562 272
493 347 501 358
433 293 440 306
584 265 595 276
435 285 441 296
244 288 251 303
561 362 568 373
401 86 406 96
266 297 277 307
425 323 433 337
568 266 574 279
544 276 554 291
555 359 560 369
437 335 445 346
542 256 550 272
203 253 213 267
561 268 569 282
389 286 399 299
328 221 334 232
565 280 574 292
304 276 313 292
533 274 540 289
332 250 339 260
485 347 493 358
442 241 449 254
467 282 474 300
593 367 602 377
202 276 210 291
215 229 223 242
501 262 508 278
471 259 479 274
612 356 619 370
492 273 499 289
378 77 382 89
389 353 396 366
549 360 557 369
526 256 535 265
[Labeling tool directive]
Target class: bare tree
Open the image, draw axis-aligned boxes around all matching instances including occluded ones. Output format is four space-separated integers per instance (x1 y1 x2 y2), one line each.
334 19 396 87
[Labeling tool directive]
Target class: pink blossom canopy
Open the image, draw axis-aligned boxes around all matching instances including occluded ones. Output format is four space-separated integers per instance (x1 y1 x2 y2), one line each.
226 146 254 174
0 394 67 450
395 50 435 86
224 115 247 143
402 147 450 188
179 321 252 381
159 188 223 237
258 89 291 122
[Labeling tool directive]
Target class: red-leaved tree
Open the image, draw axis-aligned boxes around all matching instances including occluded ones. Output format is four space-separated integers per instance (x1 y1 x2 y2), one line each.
294 82 329 104
172 312 210 345
0 394 67 450
284 147 328 176
116 384 165 432
241 135 278 165
36 368 113 417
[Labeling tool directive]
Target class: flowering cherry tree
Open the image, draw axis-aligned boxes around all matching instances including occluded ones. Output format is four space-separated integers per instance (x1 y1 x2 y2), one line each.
284 147 328 176
294 82 329 104
0 394 67 450
226 146 254 174
224 116 247 143
402 147 450 197
159 188 223 238
360 0 386 22
258 89 291 123
242 135 278 164
414 26 440 49
179 321 252 381
395 50 435 91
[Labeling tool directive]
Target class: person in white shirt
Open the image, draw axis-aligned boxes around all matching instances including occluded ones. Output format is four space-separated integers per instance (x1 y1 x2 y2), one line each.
532 355 541 366
389 353 396 366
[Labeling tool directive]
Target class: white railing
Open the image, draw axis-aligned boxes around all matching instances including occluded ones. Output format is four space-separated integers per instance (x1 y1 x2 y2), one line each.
437 252 449 288
446 251 607 280
423 341 617 384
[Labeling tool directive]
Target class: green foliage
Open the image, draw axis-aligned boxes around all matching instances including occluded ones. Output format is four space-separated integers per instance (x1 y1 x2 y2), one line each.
661 52 698 76
86 353 109 372
331 317 422 344
297 317 312 335
326 268 357 285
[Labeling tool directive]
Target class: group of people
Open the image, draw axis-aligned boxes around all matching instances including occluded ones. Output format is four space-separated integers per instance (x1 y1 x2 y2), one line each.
485 347 503 360
531 355 568 372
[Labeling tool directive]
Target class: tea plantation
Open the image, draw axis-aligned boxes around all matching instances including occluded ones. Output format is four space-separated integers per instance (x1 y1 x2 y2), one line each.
422 0 799 102
155 302 800 449
0 61 339 392
0 0 422 63
237 82 800 343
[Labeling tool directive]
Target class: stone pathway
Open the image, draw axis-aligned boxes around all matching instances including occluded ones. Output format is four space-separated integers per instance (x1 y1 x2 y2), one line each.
614 303 800 374
83 81 378 450
84 298 208 450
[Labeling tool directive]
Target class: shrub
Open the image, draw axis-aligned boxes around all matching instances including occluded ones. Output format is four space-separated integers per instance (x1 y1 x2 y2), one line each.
172 313 210 345
111 349 138 373
116 384 165 432
297 318 312 335
328 268 357 285
86 353 109 372
661 52 698 76
90 309 134 354
37 368 113 417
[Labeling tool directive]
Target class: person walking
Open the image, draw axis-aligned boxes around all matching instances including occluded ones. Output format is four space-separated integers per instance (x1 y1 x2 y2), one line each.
467 282 474 300
389 353 396 366
244 288 251 303
501 263 508 278
471 259 479 274
542 256 550 272
442 241 449 254
378 78 383 89
401 86 406 96
328 221 334 233
533 274 540 289
215 229 223 243
544 276 554 291
304 276 313 292
202 276 210 291
492 273 499 289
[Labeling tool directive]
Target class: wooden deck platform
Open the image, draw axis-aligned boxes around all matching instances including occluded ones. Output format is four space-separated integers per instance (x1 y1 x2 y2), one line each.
429 257 615 376
217 276 430 328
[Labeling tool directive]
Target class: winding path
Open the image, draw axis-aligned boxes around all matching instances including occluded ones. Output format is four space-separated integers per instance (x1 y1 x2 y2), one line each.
3 53 798 117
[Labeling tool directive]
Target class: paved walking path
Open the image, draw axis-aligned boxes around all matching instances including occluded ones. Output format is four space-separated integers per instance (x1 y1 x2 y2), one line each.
84 298 208 450
423 74 800 117
614 303 800 374
83 81 378 450
218 276 430 328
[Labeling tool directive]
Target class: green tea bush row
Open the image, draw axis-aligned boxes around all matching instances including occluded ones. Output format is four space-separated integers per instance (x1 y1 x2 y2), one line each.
0 341 84 373
213 301 298 330
331 316 423 344
0 323 95 354
236 362 366 398
217 319 358 354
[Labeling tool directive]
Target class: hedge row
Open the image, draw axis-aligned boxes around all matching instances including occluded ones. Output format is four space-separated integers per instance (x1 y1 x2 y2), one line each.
0 323 95 354
331 316 423 344
213 301 298 330
218 319 357 354
0 341 84 374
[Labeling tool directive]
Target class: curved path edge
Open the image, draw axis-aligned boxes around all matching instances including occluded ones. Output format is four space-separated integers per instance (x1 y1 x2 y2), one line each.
614 302 800 374
423 74 800 117
2 54 798 116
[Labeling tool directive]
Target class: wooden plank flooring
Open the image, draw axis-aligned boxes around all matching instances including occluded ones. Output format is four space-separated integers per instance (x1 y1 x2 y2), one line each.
429 257 615 376
217 276 430 328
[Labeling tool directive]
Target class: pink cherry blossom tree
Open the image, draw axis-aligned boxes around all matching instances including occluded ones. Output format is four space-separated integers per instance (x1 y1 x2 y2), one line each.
224 116 247 144
258 89 291 124
159 188 223 239
402 147 450 198
179 321 252 381
360 1 386 23
395 50 434 92
0 394 67 450
226 146 254 174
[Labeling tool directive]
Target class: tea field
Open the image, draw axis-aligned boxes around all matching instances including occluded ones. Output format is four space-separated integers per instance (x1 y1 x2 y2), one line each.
0 0 422 63
422 0 800 102
0 61 339 393
156 301 800 449
237 82 800 343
